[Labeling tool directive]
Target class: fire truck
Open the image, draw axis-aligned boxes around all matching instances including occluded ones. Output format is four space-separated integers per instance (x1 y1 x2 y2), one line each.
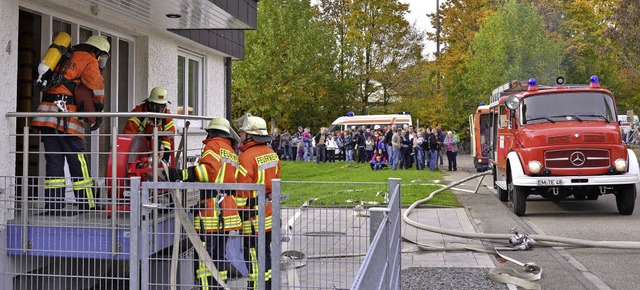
469 104 491 172
488 76 639 216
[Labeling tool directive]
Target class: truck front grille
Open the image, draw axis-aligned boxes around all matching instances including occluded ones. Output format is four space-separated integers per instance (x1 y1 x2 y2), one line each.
544 149 610 169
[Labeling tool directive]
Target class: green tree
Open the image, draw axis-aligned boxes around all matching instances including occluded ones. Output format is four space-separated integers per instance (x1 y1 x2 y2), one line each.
606 0 640 111
232 0 346 131
318 0 423 115
427 0 497 130
463 0 563 100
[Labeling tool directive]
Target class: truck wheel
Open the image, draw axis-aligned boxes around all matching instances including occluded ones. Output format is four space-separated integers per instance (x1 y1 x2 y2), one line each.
512 185 527 216
574 193 586 200
616 184 636 215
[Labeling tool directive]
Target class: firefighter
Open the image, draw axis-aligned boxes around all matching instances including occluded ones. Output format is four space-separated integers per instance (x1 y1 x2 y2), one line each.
234 113 280 290
166 117 243 289
122 87 176 164
31 35 110 216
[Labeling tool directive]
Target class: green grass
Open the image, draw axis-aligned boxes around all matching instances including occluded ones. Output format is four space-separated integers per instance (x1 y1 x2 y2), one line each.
279 161 462 208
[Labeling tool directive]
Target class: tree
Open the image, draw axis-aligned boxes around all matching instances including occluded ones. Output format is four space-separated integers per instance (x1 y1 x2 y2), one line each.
605 0 640 111
232 0 348 131
318 0 423 115
427 0 497 130
463 0 563 100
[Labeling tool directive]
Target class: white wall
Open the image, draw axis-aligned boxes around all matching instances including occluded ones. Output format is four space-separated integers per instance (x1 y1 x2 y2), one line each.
0 0 19 178
0 1 19 287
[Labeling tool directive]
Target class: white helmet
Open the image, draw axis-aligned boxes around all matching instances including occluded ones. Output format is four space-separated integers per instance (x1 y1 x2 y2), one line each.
234 113 273 142
234 113 268 136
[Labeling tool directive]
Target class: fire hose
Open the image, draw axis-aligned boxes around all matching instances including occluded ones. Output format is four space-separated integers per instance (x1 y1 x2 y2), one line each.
402 170 640 289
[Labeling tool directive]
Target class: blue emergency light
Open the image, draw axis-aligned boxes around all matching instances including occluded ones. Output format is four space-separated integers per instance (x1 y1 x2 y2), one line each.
347 112 354 117
527 78 538 91
589 75 600 88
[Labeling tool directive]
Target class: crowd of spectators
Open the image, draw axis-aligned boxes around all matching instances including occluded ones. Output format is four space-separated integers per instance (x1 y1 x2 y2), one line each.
268 124 461 171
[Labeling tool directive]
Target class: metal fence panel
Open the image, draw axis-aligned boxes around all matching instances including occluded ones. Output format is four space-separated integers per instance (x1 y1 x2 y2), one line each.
278 180 391 290
351 179 402 290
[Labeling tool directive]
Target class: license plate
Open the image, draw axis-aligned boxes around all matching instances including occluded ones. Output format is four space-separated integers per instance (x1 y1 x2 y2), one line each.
537 179 564 186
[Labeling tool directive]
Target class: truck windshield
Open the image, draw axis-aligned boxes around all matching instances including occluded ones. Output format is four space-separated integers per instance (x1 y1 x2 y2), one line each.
521 92 616 125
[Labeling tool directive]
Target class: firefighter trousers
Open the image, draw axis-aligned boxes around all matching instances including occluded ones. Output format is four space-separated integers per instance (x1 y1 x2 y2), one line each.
244 231 272 290
41 133 95 210
195 233 229 289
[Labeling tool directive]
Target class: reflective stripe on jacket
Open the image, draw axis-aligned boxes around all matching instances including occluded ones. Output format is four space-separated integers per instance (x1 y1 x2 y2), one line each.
191 138 242 233
31 50 104 138
122 103 175 151
236 140 281 234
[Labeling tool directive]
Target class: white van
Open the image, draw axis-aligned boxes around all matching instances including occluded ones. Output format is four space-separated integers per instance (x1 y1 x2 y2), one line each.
328 114 412 133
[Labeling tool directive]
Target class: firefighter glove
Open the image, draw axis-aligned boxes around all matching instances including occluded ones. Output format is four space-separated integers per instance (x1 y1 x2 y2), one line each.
90 118 103 131
168 168 183 182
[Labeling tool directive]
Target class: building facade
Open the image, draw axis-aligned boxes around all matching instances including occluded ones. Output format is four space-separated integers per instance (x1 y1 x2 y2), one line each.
0 0 257 287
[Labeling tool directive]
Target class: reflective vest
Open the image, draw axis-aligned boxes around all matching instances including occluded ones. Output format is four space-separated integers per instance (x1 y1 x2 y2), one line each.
236 140 281 234
189 138 242 233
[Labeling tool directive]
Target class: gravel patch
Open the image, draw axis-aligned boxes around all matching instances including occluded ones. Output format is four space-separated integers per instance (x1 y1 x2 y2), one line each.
401 267 508 290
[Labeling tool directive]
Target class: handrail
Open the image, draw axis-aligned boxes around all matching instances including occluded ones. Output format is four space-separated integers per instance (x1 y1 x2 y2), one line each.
6 111 213 121
6 111 217 254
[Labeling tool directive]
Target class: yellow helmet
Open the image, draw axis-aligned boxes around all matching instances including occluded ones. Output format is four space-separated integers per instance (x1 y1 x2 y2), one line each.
234 113 269 136
148 87 169 105
207 117 241 143
207 117 232 134
84 35 110 55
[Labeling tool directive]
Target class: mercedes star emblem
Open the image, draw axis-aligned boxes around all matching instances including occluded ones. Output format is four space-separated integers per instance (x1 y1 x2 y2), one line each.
570 151 586 166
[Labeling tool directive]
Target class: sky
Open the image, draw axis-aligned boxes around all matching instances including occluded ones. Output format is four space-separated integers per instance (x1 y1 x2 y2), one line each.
400 0 441 59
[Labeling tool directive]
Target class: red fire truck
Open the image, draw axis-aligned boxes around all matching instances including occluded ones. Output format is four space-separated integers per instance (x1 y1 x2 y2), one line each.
488 76 639 216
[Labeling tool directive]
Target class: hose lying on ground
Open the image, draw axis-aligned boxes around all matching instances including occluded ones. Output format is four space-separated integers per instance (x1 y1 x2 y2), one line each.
401 170 640 289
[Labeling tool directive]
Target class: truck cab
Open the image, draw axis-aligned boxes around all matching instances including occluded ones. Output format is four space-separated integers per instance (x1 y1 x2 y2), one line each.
489 76 638 216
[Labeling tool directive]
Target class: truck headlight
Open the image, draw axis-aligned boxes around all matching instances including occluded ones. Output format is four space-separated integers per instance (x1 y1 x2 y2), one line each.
614 158 627 172
528 160 542 174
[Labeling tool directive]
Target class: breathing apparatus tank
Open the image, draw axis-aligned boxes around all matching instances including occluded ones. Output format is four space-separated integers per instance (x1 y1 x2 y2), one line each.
35 32 72 88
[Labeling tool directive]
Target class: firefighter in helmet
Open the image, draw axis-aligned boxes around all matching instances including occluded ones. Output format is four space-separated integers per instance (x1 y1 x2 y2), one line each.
123 87 176 163
234 113 280 290
31 35 110 215
167 117 243 288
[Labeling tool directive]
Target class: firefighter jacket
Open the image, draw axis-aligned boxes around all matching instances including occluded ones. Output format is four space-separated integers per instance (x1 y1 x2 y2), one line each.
186 137 242 233
31 50 105 138
236 140 281 234
123 103 175 153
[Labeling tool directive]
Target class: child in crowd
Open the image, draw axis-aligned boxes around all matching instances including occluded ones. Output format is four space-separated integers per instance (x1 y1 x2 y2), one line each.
370 149 387 170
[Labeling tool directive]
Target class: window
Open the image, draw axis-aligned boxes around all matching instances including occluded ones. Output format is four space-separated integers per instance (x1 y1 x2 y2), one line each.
521 92 617 125
177 50 203 129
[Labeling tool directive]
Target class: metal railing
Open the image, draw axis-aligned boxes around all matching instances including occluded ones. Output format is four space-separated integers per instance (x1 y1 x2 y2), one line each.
2 112 404 289
351 179 402 290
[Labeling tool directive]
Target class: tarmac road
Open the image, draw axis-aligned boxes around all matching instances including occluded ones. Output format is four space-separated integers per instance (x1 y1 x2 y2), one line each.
449 154 640 290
